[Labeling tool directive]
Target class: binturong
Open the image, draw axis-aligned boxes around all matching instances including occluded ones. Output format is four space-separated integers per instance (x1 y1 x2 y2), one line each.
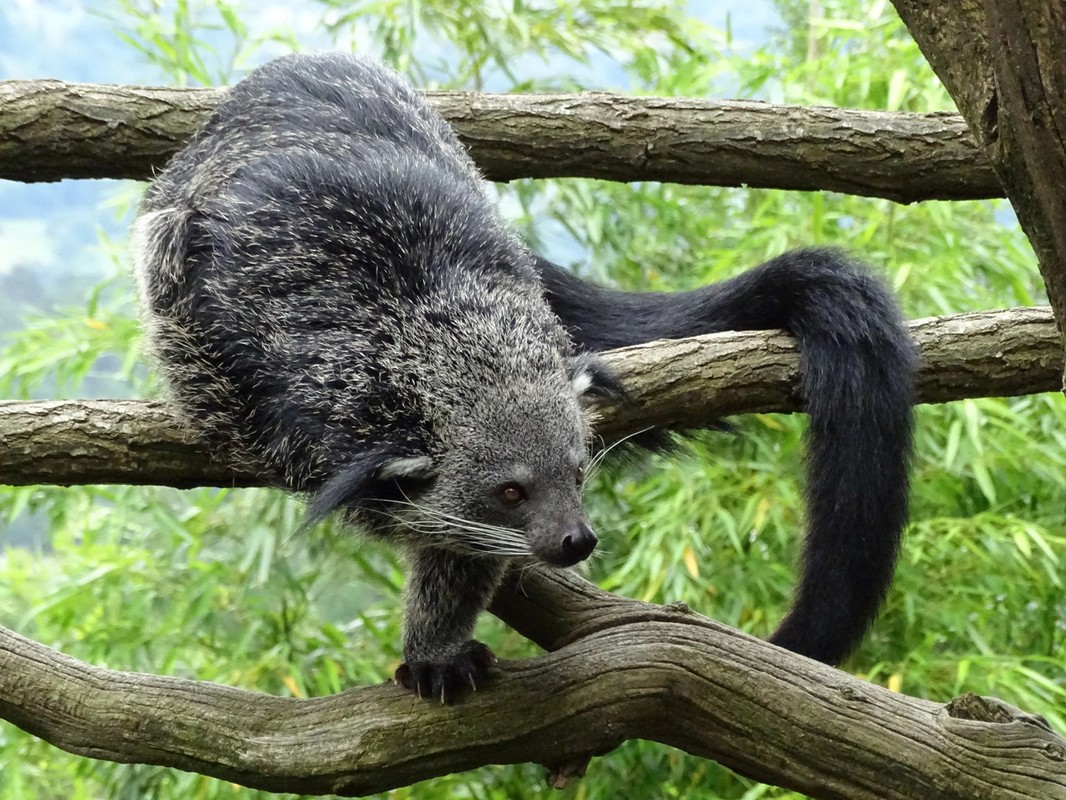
133 52 916 703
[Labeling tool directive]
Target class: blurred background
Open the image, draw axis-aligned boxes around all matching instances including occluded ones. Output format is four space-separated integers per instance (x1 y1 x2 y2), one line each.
1 1 1063 798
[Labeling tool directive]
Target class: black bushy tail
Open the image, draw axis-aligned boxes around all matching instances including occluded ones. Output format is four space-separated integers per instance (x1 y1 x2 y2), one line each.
535 248 916 665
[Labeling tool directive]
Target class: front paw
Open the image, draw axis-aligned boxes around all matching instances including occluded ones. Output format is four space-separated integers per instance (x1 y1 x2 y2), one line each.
394 640 496 703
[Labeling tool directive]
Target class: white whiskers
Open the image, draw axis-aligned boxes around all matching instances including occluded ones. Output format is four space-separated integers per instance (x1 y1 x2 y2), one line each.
370 495 534 558
587 425 654 479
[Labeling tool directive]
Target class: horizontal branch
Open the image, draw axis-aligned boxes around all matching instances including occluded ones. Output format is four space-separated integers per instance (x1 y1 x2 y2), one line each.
0 79 1002 202
0 307 1060 488
601 305 1063 435
1 567 1062 799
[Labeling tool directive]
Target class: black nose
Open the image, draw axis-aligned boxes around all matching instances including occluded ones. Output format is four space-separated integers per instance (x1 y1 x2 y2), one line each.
560 522 597 564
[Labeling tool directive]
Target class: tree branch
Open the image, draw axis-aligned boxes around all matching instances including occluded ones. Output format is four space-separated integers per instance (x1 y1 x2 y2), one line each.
0 79 1001 202
892 0 1066 355
2 566 1063 799
0 307 1059 488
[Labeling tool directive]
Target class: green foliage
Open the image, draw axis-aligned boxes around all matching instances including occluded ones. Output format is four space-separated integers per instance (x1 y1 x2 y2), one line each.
2 0 1063 798
315 0 706 91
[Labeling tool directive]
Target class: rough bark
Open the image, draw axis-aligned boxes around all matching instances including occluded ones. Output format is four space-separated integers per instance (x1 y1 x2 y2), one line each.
0 399 256 489
892 0 1066 372
1 566 1064 799
602 306 1061 436
0 79 1001 202
0 307 1059 488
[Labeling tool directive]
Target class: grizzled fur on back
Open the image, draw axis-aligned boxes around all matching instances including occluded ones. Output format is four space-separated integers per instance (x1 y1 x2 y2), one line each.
134 53 584 505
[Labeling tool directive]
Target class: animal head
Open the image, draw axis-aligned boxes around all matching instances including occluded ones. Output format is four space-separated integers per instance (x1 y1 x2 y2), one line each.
307 352 625 567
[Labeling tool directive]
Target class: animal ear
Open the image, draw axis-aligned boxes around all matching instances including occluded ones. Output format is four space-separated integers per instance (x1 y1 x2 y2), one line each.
304 444 436 528
376 455 435 481
568 354 677 453
568 354 628 406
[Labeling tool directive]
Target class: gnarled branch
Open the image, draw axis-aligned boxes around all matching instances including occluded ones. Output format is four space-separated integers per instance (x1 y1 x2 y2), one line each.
2 566 1063 799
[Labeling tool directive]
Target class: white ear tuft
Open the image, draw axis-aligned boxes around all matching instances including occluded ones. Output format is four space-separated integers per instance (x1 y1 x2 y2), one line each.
568 354 628 406
377 455 435 480
570 367 594 396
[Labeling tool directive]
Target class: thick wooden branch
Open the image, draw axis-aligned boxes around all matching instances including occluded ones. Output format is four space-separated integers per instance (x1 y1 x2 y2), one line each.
2 566 1063 799
982 2 1066 339
892 0 1066 354
0 79 1001 202
603 305 1061 435
0 307 1060 488
888 2 997 145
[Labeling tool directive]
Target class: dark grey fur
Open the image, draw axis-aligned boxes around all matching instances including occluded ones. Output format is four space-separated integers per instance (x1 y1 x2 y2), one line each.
134 53 602 700
134 52 915 702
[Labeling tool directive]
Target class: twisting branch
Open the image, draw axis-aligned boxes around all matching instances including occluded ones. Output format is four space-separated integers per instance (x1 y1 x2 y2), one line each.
0 79 1001 202
1 567 1064 799
0 306 1060 488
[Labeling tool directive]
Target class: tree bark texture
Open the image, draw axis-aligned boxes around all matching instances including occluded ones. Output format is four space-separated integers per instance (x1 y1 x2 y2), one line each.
0 79 1001 203
891 0 1066 359
1 566 1064 799
0 307 1059 488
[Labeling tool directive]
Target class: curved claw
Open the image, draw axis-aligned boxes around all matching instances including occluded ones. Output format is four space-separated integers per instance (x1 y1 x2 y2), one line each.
395 640 496 703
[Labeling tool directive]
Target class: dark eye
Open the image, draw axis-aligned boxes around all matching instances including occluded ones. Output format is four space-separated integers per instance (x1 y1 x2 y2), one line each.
575 467 585 487
496 483 527 506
